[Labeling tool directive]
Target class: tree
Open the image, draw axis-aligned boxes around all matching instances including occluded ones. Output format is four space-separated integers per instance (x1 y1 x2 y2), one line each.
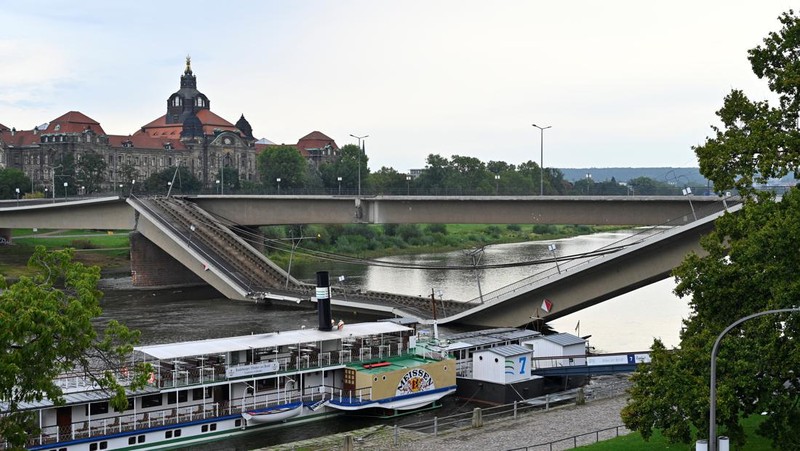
622 11 800 449
694 10 800 196
143 166 201 194
257 146 307 190
369 166 408 194
76 151 107 194
0 168 31 199
0 247 148 447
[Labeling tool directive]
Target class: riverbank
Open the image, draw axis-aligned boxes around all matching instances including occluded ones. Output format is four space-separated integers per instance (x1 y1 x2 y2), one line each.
257 375 633 450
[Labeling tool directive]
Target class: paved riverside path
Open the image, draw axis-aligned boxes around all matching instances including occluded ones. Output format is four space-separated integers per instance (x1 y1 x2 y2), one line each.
265 375 633 451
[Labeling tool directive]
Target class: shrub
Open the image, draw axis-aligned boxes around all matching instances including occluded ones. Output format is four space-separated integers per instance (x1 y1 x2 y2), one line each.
425 224 447 235
506 224 521 232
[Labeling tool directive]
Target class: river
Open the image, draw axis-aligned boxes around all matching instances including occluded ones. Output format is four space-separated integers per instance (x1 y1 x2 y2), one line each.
96 228 691 449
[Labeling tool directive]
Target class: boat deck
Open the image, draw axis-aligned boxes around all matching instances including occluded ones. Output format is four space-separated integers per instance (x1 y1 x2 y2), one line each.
350 355 442 374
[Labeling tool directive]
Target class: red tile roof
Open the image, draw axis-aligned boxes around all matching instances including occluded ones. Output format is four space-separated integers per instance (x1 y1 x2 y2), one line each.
42 111 106 135
0 129 40 147
296 130 339 158
136 110 238 139
107 134 187 150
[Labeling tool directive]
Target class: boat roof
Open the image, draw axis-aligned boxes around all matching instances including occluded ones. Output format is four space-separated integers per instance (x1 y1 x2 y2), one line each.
533 333 586 347
474 344 531 357
443 328 540 350
135 322 411 361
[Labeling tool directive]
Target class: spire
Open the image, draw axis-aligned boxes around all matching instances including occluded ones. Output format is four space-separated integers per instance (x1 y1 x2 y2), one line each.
185 55 192 75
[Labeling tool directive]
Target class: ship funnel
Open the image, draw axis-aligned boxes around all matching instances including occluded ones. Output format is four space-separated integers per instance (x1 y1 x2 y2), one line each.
316 271 333 331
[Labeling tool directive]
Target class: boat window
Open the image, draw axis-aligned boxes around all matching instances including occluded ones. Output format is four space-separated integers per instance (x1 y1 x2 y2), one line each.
141 394 162 408
175 429 182 437
235 419 242 427
192 387 212 400
167 391 188 404
87 402 109 416
202 425 208 433
129 437 136 445
138 435 145 443
210 424 217 431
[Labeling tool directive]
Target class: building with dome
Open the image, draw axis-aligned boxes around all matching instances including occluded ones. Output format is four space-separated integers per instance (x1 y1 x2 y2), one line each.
0 58 339 193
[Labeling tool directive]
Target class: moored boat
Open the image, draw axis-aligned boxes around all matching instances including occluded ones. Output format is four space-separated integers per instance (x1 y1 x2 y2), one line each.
2 272 457 451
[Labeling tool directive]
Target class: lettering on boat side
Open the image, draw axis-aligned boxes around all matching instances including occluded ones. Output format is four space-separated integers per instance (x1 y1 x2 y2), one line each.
396 368 435 395
226 361 280 378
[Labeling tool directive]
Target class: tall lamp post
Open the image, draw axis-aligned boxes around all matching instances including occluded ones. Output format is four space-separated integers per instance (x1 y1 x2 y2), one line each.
350 133 368 197
63 182 68 200
15 188 20 206
276 178 281 194
337 176 342 195
532 124 552 196
406 175 411 195
708 307 800 451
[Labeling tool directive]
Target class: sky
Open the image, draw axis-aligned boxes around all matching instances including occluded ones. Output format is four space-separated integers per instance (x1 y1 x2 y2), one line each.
1 1 795 173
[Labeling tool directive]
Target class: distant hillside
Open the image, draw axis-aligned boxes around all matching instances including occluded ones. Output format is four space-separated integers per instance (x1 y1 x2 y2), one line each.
558 167 710 186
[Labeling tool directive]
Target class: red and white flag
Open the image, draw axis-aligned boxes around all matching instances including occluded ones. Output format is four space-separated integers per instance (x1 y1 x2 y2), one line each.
541 299 553 313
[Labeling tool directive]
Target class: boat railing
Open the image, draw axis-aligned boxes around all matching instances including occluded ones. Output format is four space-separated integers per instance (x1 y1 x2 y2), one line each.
25 401 224 448
333 385 374 405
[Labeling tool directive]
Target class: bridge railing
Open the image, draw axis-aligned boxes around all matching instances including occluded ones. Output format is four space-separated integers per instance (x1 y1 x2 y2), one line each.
462 197 736 307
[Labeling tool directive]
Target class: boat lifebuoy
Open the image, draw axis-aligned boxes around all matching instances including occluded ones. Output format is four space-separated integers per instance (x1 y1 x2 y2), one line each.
148 372 156 384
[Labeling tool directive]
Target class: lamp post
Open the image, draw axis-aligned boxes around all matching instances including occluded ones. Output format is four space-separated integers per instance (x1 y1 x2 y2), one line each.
349 133 368 197
532 124 551 196
708 307 800 451
337 176 342 195
276 178 281 195
215 179 220 194
63 181 68 200
15 187 19 206
682 186 697 221
494 175 500 195
585 173 592 194
548 243 561 274
187 224 196 245
406 175 411 195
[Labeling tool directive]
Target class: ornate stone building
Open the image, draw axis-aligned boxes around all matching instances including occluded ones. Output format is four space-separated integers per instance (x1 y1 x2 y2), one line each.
0 58 339 193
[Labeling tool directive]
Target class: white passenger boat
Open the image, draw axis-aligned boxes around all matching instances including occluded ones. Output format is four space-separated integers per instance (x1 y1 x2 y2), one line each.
1 272 457 451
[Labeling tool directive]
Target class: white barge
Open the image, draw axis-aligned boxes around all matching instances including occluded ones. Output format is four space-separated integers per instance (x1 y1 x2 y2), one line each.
2 273 457 450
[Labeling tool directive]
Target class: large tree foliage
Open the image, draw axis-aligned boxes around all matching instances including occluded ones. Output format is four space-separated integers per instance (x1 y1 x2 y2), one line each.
76 151 107 194
143 166 201 194
622 11 800 449
0 168 31 199
257 145 308 190
0 247 149 447
695 10 800 195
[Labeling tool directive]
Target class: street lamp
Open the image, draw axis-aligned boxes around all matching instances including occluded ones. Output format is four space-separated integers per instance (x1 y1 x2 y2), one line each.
548 243 561 274
494 175 500 195
585 173 592 194
682 186 697 221
215 179 220 194
532 124 552 196
350 133 368 197
337 176 342 195
63 181 68 200
406 175 411 195
15 187 19 206
707 308 800 451
276 178 281 194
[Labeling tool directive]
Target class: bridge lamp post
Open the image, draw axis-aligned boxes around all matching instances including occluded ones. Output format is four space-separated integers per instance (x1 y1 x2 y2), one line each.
187 224 196 245
276 178 281 195
130 179 136 196
682 186 697 221
63 182 68 200
494 175 500 195
215 179 220 194
547 243 561 274
15 187 19 206
337 176 342 195
707 307 800 451
585 173 592 194
406 175 411 195
532 124 551 196
350 134 368 197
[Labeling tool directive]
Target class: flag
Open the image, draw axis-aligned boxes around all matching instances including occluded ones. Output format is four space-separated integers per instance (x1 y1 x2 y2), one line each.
541 299 553 313
203 262 209 271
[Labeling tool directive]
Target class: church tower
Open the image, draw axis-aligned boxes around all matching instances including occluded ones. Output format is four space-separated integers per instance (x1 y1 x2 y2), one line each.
166 56 211 124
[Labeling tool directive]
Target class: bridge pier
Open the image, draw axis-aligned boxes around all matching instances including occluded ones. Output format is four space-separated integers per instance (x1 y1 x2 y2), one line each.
0 228 11 245
130 232 206 287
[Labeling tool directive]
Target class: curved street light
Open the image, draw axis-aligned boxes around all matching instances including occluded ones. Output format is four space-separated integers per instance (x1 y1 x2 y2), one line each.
532 124 552 196
708 307 800 451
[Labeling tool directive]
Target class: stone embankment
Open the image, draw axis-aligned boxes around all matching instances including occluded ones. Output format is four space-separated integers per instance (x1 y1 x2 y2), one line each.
261 375 633 451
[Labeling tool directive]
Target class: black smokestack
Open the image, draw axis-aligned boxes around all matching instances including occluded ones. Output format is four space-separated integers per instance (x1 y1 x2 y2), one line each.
316 271 333 331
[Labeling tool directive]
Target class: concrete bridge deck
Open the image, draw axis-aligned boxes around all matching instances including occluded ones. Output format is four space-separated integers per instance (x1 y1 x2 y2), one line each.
0 194 739 327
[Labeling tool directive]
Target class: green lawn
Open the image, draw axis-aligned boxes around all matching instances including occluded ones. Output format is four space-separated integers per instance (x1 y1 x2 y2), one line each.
577 415 772 450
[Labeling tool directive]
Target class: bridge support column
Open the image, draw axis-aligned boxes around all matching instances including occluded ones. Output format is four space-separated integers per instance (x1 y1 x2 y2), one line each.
0 228 11 245
129 232 205 287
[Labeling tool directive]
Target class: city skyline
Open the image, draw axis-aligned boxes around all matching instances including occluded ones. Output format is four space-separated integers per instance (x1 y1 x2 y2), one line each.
2 1 794 172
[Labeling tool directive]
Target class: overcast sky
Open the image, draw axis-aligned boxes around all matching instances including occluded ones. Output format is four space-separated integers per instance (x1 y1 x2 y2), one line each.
2 1 794 172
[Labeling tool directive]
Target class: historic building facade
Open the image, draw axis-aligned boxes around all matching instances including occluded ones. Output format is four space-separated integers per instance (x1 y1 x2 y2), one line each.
0 58 339 193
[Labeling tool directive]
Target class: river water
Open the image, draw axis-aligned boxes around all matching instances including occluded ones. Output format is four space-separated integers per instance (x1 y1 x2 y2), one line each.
96 228 691 449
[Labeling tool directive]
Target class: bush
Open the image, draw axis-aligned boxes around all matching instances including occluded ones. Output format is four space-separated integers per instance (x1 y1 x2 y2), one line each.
425 224 447 235
484 225 502 238
397 224 422 242
506 224 521 232
69 239 96 249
